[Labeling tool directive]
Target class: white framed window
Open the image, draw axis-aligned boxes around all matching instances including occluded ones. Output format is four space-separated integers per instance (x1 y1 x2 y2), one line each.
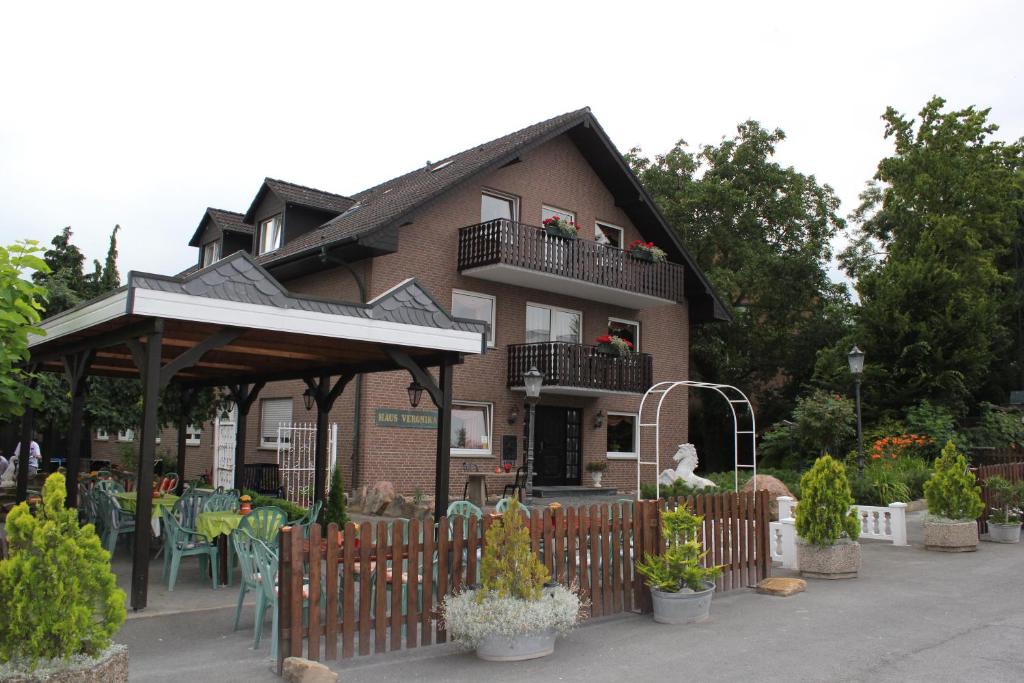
595 222 624 249
258 215 283 255
117 429 134 442
526 303 582 344
481 190 518 222
606 412 638 459
452 289 496 347
608 317 640 352
451 401 493 456
260 398 293 448
185 424 202 446
542 205 575 225
96 428 109 441
201 241 221 267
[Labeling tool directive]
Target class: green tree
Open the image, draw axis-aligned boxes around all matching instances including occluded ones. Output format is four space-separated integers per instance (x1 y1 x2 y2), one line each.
924 441 985 520
479 498 549 601
320 464 348 529
0 240 49 420
628 122 851 467
795 455 860 546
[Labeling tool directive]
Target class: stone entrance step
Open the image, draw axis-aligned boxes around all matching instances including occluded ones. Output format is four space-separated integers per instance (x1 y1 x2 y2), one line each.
531 486 617 498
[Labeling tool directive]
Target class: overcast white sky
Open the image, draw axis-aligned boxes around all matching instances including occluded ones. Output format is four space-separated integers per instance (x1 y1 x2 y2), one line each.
1 1 1021 281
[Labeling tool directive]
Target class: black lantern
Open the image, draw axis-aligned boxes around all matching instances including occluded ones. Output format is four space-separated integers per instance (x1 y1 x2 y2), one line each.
302 387 316 411
523 366 544 400
407 380 424 408
847 345 865 376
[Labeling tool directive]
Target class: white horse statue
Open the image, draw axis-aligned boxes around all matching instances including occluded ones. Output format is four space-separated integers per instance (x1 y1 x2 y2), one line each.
658 443 716 489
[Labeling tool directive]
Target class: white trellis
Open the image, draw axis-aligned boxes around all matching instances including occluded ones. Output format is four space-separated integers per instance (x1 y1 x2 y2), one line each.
637 380 758 499
277 421 338 508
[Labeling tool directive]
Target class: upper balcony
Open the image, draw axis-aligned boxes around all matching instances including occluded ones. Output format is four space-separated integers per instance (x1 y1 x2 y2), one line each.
458 219 686 309
507 342 654 396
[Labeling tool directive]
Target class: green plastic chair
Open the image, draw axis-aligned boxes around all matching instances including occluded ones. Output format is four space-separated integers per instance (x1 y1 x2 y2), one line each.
495 498 531 516
231 529 263 632
159 505 219 591
291 500 323 528
251 535 309 661
95 479 124 494
446 500 483 537
238 506 287 546
96 491 135 555
204 491 240 513
174 487 211 530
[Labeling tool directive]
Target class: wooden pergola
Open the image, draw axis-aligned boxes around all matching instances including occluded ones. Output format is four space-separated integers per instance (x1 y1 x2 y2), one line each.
20 252 487 610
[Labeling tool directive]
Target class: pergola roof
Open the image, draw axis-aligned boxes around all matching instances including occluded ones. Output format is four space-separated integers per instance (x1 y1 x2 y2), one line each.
28 251 487 383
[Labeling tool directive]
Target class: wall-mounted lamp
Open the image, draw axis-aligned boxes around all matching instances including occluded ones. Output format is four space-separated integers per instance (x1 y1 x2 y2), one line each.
407 380 424 408
508 407 519 425
593 409 605 428
302 387 316 411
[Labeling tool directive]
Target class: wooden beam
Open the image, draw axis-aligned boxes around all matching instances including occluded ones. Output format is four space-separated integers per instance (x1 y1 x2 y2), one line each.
131 320 163 611
158 328 244 388
95 351 256 372
386 348 441 406
31 319 159 363
162 337 325 361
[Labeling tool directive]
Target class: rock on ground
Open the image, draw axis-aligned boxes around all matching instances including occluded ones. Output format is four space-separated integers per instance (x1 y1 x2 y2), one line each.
756 577 806 597
363 481 395 515
740 475 795 521
282 657 338 683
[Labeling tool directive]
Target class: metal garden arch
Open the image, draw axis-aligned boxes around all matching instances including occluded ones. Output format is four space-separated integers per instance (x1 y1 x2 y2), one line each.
636 380 758 499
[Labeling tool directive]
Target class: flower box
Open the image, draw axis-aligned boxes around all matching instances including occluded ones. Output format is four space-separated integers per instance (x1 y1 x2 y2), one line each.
627 240 667 263
541 216 579 240
595 335 633 355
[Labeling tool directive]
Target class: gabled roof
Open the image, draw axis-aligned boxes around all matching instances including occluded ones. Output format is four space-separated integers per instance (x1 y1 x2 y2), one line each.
242 177 356 223
188 208 253 247
253 108 730 323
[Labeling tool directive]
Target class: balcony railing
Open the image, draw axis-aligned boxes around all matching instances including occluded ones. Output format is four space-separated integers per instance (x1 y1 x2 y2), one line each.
458 219 686 304
507 342 654 395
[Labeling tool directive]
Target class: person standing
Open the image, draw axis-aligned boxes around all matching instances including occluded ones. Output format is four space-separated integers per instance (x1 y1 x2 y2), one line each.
13 436 41 476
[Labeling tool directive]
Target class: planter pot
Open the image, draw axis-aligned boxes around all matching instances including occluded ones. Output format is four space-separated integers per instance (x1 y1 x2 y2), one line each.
650 581 715 624
987 521 1021 543
590 472 603 487
596 343 620 356
0 644 128 682
797 538 860 579
629 250 657 262
543 226 577 240
923 518 978 552
476 629 555 661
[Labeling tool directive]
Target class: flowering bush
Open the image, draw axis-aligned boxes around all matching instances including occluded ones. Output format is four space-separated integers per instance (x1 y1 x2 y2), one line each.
627 240 667 262
541 215 579 238
595 334 634 354
443 585 583 647
870 433 931 460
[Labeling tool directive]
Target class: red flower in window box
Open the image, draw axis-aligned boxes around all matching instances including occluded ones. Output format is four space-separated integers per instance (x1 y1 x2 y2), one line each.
541 215 579 239
595 334 634 355
627 239 667 263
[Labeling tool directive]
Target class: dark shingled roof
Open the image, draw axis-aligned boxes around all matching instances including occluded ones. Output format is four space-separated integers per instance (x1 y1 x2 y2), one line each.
188 207 253 247
242 178 356 223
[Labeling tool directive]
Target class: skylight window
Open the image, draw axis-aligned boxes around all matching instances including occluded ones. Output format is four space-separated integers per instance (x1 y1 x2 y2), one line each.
430 159 455 173
339 202 362 218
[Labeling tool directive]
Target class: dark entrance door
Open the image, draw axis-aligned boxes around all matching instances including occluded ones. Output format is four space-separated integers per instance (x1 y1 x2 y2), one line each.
532 406 582 486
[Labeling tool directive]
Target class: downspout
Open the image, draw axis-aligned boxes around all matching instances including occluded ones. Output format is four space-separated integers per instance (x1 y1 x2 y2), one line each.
319 246 367 490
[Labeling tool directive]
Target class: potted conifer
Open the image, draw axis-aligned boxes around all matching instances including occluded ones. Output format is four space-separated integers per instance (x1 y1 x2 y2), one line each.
922 441 985 552
795 455 862 579
984 476 1023 543
636 504 721 624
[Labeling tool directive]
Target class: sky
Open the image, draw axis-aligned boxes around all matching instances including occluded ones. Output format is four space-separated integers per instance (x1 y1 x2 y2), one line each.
1 0 1021 282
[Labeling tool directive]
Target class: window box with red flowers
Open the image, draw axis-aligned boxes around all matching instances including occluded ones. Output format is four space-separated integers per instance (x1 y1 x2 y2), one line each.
542 215 580 240
628 240 667 263
595 334 634 356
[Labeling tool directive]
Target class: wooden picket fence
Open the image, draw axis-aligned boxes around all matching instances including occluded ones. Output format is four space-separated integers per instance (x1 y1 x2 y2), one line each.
975 462 1024 533
277 491 771 670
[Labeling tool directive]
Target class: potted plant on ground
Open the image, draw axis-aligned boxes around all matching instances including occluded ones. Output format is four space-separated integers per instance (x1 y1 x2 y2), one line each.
541 215 579 239
627 240 667 263
922 441 985 552
795 454 862 579
0 473 128 681
595 334 634 356
636 504 721 624
585 461 607 487
984 476 1023 543
443 499 583 660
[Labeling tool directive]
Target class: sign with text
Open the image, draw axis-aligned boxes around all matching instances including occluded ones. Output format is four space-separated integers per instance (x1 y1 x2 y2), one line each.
374 408 438 429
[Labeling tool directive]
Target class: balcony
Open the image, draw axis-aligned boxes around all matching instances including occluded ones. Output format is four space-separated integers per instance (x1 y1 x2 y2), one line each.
458 219 686 309
507 342 654 396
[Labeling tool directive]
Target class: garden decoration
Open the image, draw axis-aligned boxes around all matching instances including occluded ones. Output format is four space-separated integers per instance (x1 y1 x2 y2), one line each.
239 494 252 515
983 476 1023 543
627 239 667 263
636 504 721 624
0 473 127 679
922 441 985 552
541 215 579 239
585 460 607 487
595 334 634 355
443 499 583 661
795 455 862 579
658 443 717 490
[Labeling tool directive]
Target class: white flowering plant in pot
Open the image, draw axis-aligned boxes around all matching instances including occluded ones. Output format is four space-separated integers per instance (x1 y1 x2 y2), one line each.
442 499 584 661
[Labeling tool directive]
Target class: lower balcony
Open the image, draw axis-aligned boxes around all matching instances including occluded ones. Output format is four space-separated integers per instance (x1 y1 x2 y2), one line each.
507 342 654 396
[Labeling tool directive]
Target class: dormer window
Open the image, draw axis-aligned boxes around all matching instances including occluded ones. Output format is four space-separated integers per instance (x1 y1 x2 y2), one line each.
259 215 283 254
201 241 221 267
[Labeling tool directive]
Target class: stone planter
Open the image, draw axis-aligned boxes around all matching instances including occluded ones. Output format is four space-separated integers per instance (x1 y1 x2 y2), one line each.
796 538 860 579
543 226 577 240
650 581 715 624
590 472 603 487
923 518 978 552
0 644 128 682
476 629 555 661
986 521 1021 544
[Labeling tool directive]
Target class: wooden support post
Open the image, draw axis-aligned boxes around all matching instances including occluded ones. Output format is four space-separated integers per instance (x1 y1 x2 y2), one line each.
16 404 34 503
62 350 94 507
433 357 454 520
304 374 352 505
229 382 265 492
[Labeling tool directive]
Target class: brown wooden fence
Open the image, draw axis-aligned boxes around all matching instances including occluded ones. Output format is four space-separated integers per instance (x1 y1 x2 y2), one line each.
277 491 770 670
975 462 1024 533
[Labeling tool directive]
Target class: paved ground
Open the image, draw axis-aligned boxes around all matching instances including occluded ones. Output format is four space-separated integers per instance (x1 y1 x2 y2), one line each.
118 512 1024 681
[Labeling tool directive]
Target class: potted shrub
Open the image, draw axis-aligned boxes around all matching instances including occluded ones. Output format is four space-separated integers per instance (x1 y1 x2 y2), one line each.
443 499 582 660
636 504 721 624
0 473 128 681
922 441 985 552
541 215 579 239
984 476 1023 543
795 455 862 579
627 240 667 263
585 461 607 487
595 334 634 356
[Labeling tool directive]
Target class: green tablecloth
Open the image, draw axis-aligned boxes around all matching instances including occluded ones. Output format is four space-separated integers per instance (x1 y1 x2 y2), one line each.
196 510 245 540
114 492 179 517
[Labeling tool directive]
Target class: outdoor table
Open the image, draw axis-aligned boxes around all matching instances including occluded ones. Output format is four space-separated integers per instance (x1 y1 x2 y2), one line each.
114 491 179 537
196 510 246 586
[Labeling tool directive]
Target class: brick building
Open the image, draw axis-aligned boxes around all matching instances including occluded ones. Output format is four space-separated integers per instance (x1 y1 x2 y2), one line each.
88 108 728 497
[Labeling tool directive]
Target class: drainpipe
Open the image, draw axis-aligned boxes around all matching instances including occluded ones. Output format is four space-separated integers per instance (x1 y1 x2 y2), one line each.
319 247 367 490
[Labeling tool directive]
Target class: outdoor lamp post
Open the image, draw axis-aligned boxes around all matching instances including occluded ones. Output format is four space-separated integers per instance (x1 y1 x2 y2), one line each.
406 380 424 408
523 366 544 501
848 345 865 475
302 387 316 411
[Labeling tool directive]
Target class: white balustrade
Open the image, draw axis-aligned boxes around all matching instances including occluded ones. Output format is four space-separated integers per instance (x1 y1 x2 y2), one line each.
770 498 908 567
